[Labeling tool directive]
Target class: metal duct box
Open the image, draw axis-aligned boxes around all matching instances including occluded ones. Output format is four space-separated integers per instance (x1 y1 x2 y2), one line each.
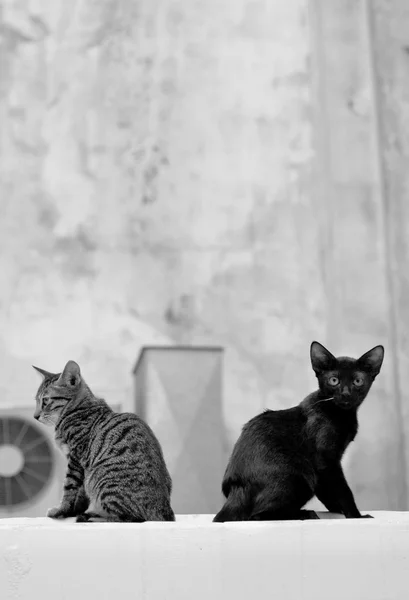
133 346 226 514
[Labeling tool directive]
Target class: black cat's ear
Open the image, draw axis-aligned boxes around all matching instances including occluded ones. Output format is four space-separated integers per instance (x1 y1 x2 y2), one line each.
57 360 81 388
32 366 57 380
357 345 384 377
310 341 337 374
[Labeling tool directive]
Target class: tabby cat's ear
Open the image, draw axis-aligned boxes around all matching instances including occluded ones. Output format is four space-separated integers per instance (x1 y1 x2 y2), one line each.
58 360 81 388
357 345 384 377
32 366 58 380
310 341 337 374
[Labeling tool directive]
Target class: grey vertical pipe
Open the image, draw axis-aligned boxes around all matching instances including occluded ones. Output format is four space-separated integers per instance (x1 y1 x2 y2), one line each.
363 0 407 509
308 0 336 350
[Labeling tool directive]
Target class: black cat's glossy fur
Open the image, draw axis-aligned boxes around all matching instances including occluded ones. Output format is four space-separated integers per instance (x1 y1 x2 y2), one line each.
213 341 384 522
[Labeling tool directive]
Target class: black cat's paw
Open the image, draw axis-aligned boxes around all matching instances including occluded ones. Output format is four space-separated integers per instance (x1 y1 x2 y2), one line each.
47 506 74 519
300 510 320 520
361 514 374 519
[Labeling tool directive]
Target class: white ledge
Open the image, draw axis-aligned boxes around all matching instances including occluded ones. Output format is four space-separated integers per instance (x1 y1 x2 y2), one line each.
1 512 408 600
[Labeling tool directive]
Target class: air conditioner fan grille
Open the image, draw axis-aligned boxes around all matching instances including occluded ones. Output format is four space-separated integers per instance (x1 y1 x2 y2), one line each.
0 417 54 507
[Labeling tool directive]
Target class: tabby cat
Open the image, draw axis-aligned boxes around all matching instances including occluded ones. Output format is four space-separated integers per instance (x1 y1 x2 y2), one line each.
213 341 384 522
33 360 175 522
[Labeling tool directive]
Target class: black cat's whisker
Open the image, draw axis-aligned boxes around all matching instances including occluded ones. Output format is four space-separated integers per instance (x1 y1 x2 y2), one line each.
315 397 334 405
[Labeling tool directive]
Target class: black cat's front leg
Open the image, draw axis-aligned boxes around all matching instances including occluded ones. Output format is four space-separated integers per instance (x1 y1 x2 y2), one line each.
48 455 89 519
251 509 320 521
316 464 372 519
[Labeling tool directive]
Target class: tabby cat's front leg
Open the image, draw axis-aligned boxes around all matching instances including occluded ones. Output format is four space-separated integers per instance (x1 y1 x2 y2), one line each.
47 455 89 519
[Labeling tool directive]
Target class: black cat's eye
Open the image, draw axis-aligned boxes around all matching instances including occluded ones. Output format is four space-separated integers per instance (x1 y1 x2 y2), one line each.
353 376 364 387
328 376 339 386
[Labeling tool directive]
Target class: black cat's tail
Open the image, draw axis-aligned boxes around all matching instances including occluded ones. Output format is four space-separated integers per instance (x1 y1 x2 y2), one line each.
213 486 253 522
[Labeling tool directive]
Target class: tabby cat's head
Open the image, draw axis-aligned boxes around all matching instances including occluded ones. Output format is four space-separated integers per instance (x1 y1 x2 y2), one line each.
310 341 384 410
33 360 84 426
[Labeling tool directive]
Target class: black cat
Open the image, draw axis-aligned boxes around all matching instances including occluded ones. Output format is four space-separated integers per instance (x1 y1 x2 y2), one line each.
213 341 384 522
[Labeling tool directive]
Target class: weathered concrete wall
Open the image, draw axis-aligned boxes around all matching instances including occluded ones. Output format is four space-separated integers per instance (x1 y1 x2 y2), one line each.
0 0 407 510
0 0 316 425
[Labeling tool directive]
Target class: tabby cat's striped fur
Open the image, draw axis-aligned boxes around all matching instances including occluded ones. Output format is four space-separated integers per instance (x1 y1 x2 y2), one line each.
33 360 175 522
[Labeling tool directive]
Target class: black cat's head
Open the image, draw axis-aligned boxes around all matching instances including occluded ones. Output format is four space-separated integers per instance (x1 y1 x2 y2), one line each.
33 360 84 426
310 341 384 410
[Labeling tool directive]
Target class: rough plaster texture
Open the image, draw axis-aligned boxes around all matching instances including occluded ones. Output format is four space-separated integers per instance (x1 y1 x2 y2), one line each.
0 0 407 511
1 513 409 600
0 0 315 431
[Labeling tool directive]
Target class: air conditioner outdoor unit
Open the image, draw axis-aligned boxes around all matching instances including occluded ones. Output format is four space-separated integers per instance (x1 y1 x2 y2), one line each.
0 406 66 518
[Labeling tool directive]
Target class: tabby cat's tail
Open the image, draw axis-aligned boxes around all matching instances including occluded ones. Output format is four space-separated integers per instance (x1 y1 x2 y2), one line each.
213 486 253 522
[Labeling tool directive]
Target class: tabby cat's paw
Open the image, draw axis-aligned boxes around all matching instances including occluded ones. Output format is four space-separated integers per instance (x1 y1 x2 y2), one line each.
47 507 72 519
76 512 107 523
75 513 90 522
